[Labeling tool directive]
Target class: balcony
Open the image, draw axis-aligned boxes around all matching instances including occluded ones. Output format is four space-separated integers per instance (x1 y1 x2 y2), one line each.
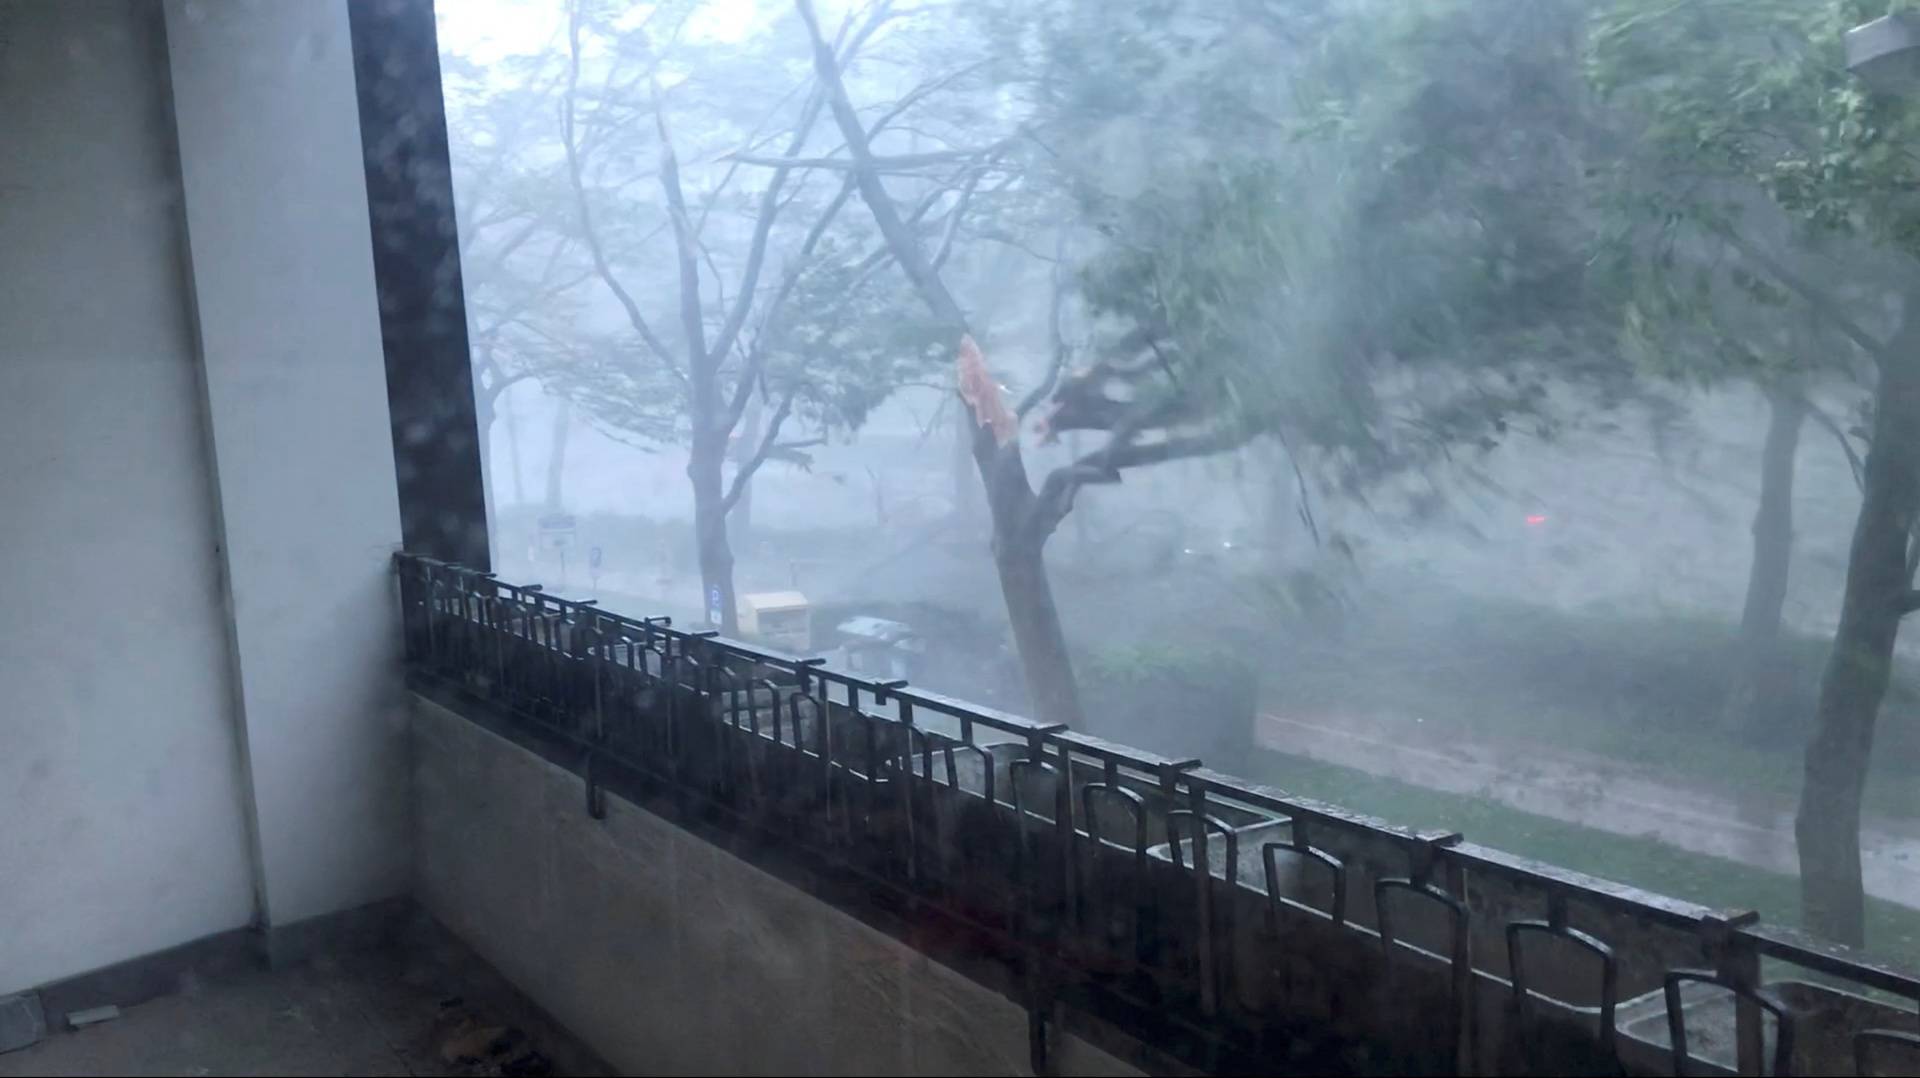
7 548 1918 1075
7 1 1920 1075
391 554 1920 1076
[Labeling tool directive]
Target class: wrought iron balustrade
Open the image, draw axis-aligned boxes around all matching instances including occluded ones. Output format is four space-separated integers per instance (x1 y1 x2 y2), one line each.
396 552 1920 1077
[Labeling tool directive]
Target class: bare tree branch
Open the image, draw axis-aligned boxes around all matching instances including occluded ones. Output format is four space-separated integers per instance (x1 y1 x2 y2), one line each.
1908 521 1920 590
862 59 992 141
797 0 1039 525
721 386 799 513
1097 427 1262 471
966 227 1063 263
719 177 860 437
929 167 984 273
1018 232 1072 418
563 0 681 381
693 230 730 337
693 79 818 237
471 268 595 343
838 164 977 295
838 0 903 67
725 59 991 201
462 216 546 284
648 75 710 388
478 368 539 408
726 147 1004 172
704 89 831 367
702 0 906 371
1802 396 1867 494
1718 227 1888 364
1274 427 1320 547
1032 425 1259 540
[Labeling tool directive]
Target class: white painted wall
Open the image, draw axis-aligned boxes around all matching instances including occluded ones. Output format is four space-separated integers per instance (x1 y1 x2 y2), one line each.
1 0 415 993
0 0 257 995
163 0 410 927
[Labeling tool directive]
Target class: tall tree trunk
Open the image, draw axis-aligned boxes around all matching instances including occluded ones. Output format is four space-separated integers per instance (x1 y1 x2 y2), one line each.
1795 331 1920 947
544 396 572 512
731 393 762 544
964 409 1087 726
953 402 984 527
996 514 1083 726
1723 388 1805 733
1068 431 1091 554
689 435 739 634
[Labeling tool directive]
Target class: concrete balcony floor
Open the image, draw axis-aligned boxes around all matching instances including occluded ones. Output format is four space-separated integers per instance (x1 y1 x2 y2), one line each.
0 916 609 1078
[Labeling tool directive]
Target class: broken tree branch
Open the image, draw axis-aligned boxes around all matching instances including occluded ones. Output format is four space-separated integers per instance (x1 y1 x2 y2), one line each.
1033 424 1260 541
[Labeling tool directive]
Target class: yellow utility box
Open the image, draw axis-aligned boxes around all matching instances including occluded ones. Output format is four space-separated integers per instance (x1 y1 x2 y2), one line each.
738 591 811 652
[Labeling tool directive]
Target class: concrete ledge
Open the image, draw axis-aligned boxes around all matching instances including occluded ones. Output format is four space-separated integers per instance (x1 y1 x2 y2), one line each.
5 904 615 1077
410 690 1153 1076
260 894 414 971
30 927 257 1025
27 896 416 1024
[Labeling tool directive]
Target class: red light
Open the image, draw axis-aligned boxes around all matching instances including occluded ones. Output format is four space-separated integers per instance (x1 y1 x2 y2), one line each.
1525 514 1547 526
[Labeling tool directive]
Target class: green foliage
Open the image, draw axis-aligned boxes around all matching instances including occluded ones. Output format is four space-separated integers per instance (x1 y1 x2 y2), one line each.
1590 0 1920 385
1042 0 1640 496
1592 0 1920 247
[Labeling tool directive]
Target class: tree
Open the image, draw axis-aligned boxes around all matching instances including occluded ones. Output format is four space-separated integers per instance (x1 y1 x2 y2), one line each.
442 49 593 518
550 0 952 632
1608 215 1864 735
1077 0 1633 491
798 0 1627 725
1592 0 1920 946
1585 12 1886 741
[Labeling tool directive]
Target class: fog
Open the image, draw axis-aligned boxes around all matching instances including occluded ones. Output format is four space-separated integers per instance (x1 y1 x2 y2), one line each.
438 0 1920 958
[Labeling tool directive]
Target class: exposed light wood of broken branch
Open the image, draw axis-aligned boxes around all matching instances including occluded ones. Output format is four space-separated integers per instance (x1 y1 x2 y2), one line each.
956 335 1016 447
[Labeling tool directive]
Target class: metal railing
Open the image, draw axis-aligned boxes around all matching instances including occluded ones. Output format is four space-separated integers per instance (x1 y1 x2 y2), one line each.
396 552 1920 1076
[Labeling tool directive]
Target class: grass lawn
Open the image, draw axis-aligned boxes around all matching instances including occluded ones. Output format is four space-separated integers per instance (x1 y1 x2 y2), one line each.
1247 748 1920 971
1255 594 1920 822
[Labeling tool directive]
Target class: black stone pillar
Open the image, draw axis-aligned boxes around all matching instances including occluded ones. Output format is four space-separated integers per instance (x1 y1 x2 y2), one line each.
348 0 491 571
